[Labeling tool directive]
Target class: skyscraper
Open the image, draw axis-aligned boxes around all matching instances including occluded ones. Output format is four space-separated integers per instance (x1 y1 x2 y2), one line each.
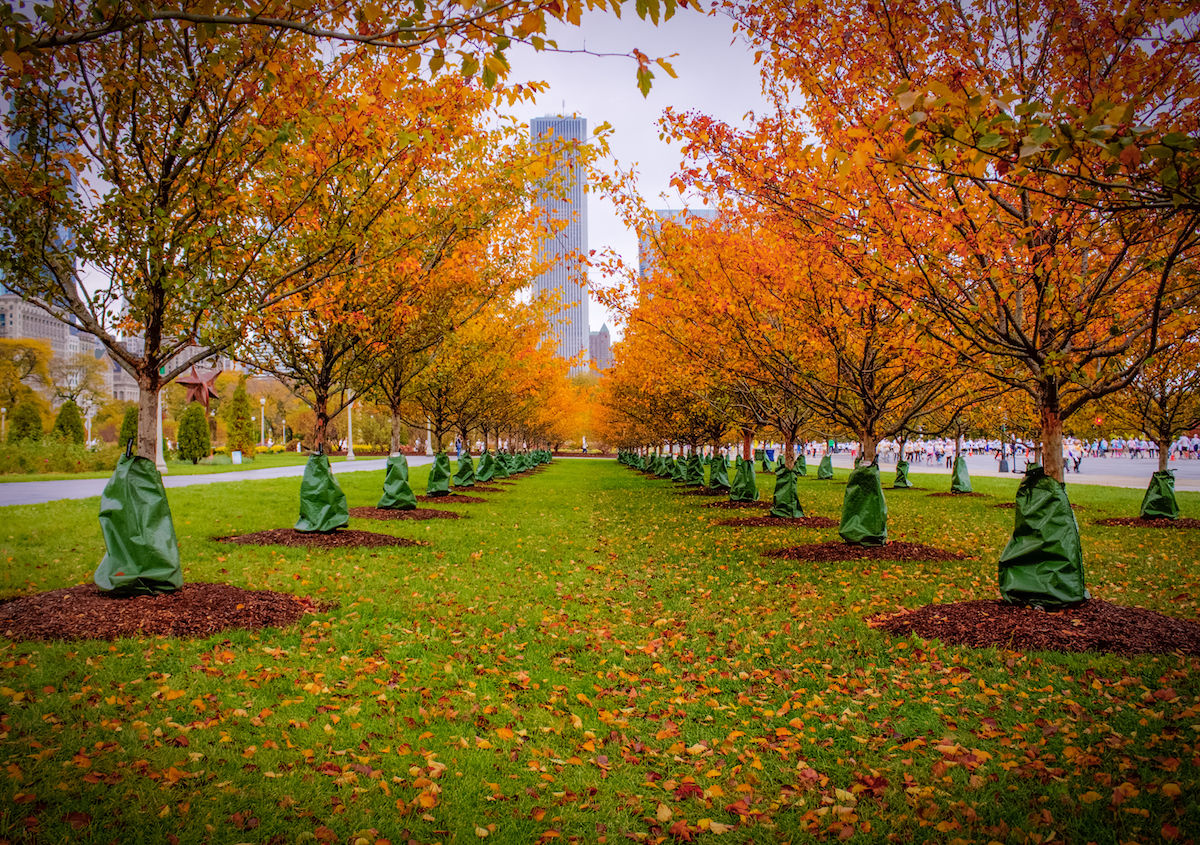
531 115 589 374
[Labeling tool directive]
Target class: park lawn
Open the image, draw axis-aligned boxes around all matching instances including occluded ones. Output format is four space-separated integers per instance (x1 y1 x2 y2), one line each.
0 460 1197 843
0 451 351 482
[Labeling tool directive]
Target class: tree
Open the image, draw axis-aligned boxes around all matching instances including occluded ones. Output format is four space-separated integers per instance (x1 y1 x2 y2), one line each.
224 381 257 457
177 403 211 464
48 350 108 411
0 26 429 462
7 401 45 443
0 338 51 408
1104 337 1200 472
118 405 139 449
720 0 1200 481
52 399 86 444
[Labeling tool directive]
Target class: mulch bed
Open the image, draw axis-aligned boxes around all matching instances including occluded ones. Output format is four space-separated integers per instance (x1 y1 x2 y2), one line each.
217 529 424 548
869 598 1200 656
679 487 729 496
927 491 989 498
0 582 329 641
703 499 771 509
763 541 965 562
890 486 926 491
349 507 462 520
994 502 1085 510
1093 516 1200 529
460 484 506 493
716 516 839 528
417 494 488 504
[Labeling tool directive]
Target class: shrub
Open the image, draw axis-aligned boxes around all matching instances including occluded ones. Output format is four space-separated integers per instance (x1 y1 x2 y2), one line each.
118 405 138 449
0 440 122 474
224 380 256 457
52 400 86 444
7 401 44 443
176 403 211 464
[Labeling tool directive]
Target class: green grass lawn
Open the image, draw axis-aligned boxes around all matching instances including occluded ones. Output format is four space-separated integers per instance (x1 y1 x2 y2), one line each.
0 451 350 482
0 461 1197 843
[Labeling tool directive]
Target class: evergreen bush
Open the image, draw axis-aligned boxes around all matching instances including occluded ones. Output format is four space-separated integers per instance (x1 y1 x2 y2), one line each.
7 401 44 443
118 405 138 449
177 403 211 464
52 400 86 444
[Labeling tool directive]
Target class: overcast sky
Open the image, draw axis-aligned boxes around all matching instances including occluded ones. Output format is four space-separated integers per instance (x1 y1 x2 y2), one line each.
503 5 769 337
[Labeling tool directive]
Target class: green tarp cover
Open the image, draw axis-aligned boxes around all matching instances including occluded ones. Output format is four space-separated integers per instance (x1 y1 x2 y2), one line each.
893 460 912 488
708 455 731 490
427 452 453 496
1140 470 1179 519
493 453 510 477
377 455 417 510
729 457 760 502
950 455 972 493
817 454 834 479
476 450 496 483
94 453 183 596
760 454 772 473
453 452 476 487
998 465 1088 608
769 464 805 518
838 463 887 546
295 453 349 533
684 453 704 485
797 453 807 476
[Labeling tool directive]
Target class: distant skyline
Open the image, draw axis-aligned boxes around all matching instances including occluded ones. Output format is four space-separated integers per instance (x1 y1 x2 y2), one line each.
506 6 770 339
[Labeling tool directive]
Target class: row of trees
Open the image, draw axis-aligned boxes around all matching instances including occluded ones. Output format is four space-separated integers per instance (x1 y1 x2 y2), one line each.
596 0 1200 484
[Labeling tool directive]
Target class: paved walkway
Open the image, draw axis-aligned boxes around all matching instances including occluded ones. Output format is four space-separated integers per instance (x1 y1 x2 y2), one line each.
0 456 434 507
822 452 1200 492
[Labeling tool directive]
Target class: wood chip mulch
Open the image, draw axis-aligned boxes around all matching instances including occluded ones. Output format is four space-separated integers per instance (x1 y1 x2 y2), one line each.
216 529 424 548
417 494 488 504
716 516 839 528
869 598 1200 656
1093 516 1200 529
703 499 771 509
469 484 507 493
679 487 728 496
763 541 965 562
890 486 926 491
927 491 989 498
349 507 462 520
0 582 329 642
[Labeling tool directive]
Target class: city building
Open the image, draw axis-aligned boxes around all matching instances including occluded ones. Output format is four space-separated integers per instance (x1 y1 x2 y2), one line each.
531 114 589 374
589 323 613 371
637 208 719 280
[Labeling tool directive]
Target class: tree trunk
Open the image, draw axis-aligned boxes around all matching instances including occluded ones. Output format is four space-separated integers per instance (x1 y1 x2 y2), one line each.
136 377 161 460
741 428 753 461
313 396 329 451
784 438 795 469
859 431 878 463
389 408 404 455
897 436 907 462
1039 380 1065 482
1158 439 1170 472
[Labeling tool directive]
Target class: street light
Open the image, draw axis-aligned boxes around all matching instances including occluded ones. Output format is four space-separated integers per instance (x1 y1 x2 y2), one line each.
259 396 266 447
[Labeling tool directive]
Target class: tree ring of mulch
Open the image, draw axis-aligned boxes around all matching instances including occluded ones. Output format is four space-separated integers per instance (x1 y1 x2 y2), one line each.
763 541 965 562
716 515 839 528
216 529 425 548
703 499 770 509
680 487 729 497
890 486 926 491
0 582 331 642
349 506 463 520
468 484 506 493
869 598 1200 656
417 494 488 504
927 491 989 498
1093 516 1200 529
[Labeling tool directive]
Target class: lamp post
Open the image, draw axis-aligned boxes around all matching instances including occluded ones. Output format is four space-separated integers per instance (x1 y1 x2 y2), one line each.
259 396 266 446
346 397 355 460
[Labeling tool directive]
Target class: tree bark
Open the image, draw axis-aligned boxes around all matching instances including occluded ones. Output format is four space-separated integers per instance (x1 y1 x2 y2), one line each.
136 377 161 460
1039 380 1065 482
313 396 329 451
784 438 795 469
859 431 878 464
1158 439 1170 472
741 428 753 461
389 409 404 455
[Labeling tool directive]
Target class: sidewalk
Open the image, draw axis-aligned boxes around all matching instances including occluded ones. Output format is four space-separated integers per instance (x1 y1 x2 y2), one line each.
0 456 434 507
824 452 1200 492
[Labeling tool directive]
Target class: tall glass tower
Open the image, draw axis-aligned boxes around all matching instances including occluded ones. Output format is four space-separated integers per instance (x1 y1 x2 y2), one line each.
531 115 589 374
